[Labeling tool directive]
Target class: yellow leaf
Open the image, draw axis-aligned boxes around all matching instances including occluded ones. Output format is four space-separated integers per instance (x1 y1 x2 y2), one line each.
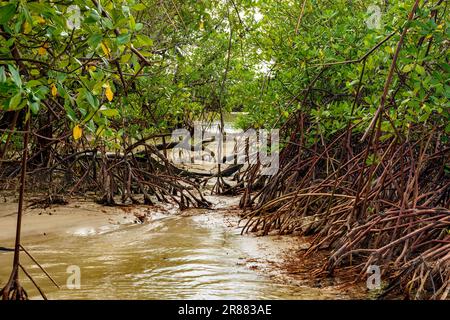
23 21 32 34
38 46 47 56
73 125 82 140
36 16 46 25
199 20 204 31
51 83 57 97
101 42 111 58
87 65 96 72
104 83 113 102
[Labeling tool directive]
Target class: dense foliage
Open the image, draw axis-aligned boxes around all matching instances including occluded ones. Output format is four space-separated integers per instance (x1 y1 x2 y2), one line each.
0 1 448 146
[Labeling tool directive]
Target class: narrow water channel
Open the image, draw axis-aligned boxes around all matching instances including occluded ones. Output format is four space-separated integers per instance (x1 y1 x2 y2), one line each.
0 208 346 300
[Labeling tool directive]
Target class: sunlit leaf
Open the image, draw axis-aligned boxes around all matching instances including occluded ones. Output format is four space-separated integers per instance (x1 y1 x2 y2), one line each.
9 92 22 110
101 42 111 58
23 21 31 34
38 46 47 55
104 83 113 102
51 83 57 97
73 125 82 140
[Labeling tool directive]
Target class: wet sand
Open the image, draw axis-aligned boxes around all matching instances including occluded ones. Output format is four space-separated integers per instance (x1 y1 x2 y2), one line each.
0 196 143 246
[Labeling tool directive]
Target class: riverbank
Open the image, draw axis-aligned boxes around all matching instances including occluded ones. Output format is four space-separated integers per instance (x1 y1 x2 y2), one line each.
0 194 148 245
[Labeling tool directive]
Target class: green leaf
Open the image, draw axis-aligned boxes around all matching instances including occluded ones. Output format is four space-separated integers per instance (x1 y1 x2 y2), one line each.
85 10 101 23
135 34 153 47
121 5 130 17
0 3 16 25
65 106 77 122
0 66 5 82
30 69 40 76
100 107 119 117
134 23 143 31
445 123 450 134
8 65 21 88
102 17 114 30
26 2 50 15
29 101 40 115
85 91 99 108
9 92 22 110
415 65 425 75
129 15 136 30
402 64 414 73
26 80 42 88
88 34 103 49
117 33 131 45
132 4 147 11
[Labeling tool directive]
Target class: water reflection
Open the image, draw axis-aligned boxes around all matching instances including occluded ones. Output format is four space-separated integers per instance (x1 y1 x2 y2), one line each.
0 213 344 300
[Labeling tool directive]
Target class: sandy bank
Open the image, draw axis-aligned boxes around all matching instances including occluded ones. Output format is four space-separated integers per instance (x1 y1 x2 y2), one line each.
0 195 152 247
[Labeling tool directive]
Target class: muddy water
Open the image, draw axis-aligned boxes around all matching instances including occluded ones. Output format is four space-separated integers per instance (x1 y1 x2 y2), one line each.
0 207 347 300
